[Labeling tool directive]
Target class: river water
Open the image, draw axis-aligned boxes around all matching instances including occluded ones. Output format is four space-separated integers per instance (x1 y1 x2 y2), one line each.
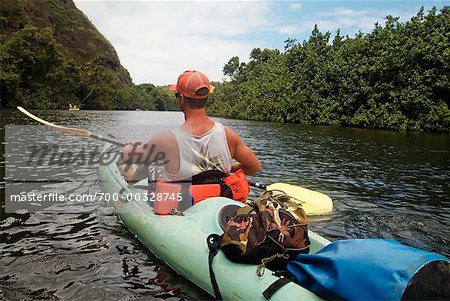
1 109 449 300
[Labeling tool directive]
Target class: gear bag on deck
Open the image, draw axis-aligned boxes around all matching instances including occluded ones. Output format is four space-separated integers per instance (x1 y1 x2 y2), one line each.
207 190 310 300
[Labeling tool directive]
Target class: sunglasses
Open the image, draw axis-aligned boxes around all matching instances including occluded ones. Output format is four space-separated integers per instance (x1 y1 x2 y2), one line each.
175 92 181 99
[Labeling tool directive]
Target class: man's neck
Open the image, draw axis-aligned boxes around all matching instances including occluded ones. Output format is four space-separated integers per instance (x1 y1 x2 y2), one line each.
183 109 211 125
180 109 215 135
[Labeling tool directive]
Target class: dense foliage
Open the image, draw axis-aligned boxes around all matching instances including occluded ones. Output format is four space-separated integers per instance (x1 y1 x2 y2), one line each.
137 84 179 111
0 0 155 110
209 7 450 132
1 2 448 132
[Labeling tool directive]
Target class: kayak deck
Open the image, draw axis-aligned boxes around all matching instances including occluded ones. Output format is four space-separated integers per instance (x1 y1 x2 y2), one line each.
99 145 330 300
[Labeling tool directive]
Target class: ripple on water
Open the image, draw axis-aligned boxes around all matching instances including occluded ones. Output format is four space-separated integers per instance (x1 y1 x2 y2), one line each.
1 110 449 300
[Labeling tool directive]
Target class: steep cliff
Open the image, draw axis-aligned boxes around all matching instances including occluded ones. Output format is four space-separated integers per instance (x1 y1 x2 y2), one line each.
0 0 153 109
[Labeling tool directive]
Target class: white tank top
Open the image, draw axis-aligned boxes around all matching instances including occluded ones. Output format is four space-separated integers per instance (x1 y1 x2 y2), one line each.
166 122 232 181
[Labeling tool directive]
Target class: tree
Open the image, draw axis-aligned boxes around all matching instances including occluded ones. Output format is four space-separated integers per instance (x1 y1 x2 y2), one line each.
0 25 81 108
210 6 450 132
250 48 262 61
223 56 240 79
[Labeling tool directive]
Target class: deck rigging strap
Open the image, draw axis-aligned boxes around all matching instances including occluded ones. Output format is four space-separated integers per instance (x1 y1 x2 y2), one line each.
206 234 223 301
262 277 291 299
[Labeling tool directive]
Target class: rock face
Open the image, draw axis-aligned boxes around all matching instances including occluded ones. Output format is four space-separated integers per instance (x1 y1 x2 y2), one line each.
0 0 146 109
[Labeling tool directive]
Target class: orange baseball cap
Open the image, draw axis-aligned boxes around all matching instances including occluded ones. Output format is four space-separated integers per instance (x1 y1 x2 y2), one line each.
169 70 211 100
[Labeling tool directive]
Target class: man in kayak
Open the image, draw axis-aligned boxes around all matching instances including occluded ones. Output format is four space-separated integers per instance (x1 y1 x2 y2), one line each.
120 70 260 204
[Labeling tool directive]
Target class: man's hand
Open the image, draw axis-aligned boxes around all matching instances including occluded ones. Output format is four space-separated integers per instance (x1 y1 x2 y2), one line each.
119 140 140 177
120 140 142 165
118 133 172 184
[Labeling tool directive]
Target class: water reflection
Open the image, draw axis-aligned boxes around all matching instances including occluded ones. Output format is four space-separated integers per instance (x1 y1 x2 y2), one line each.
1 108 449 300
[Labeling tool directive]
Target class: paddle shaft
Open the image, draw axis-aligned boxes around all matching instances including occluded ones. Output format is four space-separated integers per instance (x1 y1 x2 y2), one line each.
17 106 125 147
91 134 125 147
248 181 267 190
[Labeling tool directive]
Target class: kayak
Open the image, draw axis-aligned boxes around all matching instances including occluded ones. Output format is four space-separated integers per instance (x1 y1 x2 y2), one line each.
98 144 331 300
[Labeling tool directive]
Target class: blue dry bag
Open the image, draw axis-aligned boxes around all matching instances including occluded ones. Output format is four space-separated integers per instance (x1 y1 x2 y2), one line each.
286 239 449 300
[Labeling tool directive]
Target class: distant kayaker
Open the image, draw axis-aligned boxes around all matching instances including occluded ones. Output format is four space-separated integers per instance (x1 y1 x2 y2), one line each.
119 70 260 203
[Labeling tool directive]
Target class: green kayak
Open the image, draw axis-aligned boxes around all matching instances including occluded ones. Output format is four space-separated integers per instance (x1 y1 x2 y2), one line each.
98 144 331 300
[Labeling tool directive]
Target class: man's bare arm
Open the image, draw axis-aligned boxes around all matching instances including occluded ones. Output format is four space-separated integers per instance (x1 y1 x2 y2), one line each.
225 127 261 175
120 133 169 183
121 133 168 165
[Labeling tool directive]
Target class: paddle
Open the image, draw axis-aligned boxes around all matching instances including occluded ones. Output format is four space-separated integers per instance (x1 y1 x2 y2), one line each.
18 106 333 215
17 106 125 147
249 180 333 215
248 181 267 190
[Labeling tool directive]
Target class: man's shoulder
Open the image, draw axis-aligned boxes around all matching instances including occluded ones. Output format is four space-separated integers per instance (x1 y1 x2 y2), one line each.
146 131 177 148
223 126 241 153
224 126 239 140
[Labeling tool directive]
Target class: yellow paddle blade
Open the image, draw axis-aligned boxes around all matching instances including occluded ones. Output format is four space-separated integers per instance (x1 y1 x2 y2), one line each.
266 182 333 215
17 106 92 137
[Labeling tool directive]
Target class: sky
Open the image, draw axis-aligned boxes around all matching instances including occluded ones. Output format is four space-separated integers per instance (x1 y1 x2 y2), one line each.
74 1 450 86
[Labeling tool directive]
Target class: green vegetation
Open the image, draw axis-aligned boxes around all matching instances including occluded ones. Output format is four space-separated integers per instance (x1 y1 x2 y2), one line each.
137 84 179 111
0 0 155 110
1 2 448 132
209 7 450 132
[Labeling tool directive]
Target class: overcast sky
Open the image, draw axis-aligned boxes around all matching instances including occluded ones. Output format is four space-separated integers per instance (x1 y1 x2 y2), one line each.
74 1 449 86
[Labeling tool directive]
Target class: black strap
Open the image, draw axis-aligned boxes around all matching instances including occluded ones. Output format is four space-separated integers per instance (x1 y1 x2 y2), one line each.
262 277 291 299
207 234 222 301
220 182 233 199
131 185 149 190
192 170 226 184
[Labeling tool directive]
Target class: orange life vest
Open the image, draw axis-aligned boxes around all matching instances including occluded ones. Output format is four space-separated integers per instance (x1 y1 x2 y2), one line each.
153 169 250 215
